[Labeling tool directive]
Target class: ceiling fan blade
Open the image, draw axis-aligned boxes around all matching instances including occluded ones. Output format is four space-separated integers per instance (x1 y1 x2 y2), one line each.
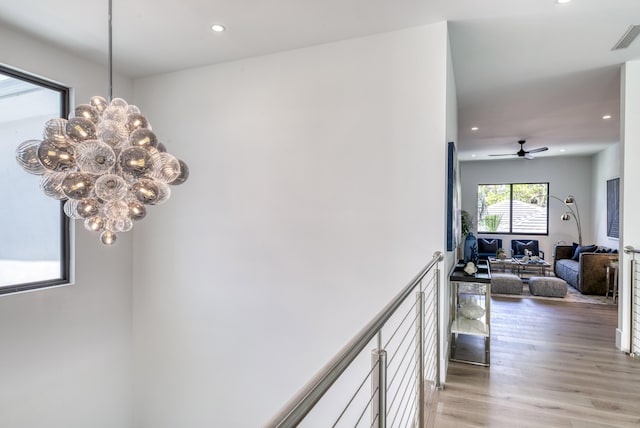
524 153 535 160
527 146 549 154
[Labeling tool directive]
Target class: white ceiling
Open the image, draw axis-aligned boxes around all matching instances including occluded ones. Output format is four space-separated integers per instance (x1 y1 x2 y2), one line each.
1 0 639 161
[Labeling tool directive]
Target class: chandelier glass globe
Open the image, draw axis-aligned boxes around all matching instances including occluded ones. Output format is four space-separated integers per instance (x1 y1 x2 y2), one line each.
16 96 189 245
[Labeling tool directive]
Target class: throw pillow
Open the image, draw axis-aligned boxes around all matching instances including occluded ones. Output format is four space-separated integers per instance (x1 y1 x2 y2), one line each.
584 244 597 253
572 244 598 261
516 241 537 256
478 239 498 254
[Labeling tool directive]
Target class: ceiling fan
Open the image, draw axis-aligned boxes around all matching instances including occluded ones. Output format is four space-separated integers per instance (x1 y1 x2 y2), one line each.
489 140 549 160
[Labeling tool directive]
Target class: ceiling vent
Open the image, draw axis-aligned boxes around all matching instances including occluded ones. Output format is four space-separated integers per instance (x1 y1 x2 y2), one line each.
612 25 640 50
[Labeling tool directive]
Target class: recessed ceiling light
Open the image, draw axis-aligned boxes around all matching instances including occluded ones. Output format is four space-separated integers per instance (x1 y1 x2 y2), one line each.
211 24 226 32
603 114 612 120
556 0 571 4
560 149 566 153
471 127 479 131
471 154 477 158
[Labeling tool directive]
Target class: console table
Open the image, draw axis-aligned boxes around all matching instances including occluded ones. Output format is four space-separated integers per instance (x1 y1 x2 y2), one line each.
449 260 491 366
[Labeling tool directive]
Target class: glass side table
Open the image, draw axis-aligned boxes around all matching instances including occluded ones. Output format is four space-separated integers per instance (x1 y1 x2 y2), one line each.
449 261 491 366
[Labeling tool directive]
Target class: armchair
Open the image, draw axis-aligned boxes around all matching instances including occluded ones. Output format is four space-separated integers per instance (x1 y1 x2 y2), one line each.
477 238 503 260
511 239 545 259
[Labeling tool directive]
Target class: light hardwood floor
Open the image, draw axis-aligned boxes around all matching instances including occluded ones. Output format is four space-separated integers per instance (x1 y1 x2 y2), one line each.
433 297 640 427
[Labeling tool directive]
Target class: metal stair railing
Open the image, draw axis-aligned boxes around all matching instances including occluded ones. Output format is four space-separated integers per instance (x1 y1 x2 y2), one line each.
265 251 443 427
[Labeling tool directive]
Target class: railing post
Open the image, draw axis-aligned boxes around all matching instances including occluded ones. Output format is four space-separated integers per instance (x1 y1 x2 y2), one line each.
370 347 387 428
416 290 425 427
371 349 379 426
378 349 387 428
631 258 637 357
435 263 442 389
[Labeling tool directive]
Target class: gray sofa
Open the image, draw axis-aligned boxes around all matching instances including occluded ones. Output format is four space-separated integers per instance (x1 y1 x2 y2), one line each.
553 245 618 295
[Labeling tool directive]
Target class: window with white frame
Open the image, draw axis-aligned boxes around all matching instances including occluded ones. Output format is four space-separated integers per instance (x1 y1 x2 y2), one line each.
0 66 70 294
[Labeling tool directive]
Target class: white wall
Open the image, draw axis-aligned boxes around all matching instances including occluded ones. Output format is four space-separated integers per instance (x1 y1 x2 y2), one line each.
592 143 623 345
592 143 621 251
459 156 595 261
131 23 450 427
619 61 640 351
442 27 458 378
0 25 134 428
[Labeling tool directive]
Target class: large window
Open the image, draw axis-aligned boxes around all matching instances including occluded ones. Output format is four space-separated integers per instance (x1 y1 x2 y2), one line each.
0 66 70 294
477 183 549 235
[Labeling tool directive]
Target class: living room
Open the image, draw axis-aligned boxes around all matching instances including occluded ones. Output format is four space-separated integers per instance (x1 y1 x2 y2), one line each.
459 146 620 267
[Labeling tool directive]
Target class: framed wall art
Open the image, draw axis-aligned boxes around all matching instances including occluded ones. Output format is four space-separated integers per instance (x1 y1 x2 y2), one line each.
446 142 461 251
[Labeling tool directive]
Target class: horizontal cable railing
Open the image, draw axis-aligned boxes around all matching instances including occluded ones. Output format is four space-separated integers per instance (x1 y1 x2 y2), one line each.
265 251 443 427
624 246 640 357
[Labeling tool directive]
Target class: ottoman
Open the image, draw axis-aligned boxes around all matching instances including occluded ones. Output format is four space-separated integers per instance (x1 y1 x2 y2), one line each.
528 276 567 297
491 273 523 295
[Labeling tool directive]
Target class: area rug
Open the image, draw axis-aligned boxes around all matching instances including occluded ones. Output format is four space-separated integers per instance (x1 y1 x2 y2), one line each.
492 283 615 305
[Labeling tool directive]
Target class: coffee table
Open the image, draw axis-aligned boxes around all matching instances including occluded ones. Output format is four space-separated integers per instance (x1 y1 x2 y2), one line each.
513 258 552 277
488 256 515 273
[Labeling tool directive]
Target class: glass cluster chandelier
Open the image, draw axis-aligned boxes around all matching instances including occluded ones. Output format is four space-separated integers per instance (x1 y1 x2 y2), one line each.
14 0 188 245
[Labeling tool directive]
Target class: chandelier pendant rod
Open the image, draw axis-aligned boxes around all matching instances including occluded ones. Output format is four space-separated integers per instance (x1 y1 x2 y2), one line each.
108 0 113 102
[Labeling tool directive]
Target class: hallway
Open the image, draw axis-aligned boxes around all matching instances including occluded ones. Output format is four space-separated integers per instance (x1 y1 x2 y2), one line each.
434 298 640 427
